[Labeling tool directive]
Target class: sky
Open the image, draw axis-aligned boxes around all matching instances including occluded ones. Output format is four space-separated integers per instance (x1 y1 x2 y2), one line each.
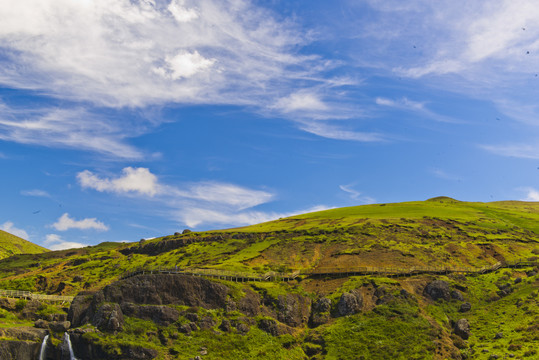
1 0 539 250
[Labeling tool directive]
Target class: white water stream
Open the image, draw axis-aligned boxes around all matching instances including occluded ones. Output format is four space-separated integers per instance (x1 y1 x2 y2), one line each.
38 334 49 360
63 332 77 360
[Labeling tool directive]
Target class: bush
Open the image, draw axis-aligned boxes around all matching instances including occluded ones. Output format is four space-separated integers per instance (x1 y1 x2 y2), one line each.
15 299 27 311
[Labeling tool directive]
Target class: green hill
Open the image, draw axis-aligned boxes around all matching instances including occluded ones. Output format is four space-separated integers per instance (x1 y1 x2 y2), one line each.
0 230 48 259
0 198 537 359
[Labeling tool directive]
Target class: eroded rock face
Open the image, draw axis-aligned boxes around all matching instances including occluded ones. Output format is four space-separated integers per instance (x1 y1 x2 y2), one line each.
310 297 332 327
337 290 363 316
102 274 229 308
276 294 312 327
424 280 451 301
93 304 124 332
0 340 41 360
69 274 229 328
257 318 293 336
121 303 179 326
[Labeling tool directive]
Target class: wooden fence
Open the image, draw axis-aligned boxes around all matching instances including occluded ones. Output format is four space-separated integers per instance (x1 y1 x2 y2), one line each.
121 258 537 282
0 289 74 302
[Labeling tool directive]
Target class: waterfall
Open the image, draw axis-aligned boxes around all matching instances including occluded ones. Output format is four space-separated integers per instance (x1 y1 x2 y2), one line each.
39 334 49 360
63 332 78 360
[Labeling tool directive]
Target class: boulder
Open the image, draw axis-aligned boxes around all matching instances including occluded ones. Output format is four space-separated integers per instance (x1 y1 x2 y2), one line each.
424 280 451 301
34 319 49 329
49 321 71 332
219 319 232 332
454 318 471 340
198 316 216 330
374 286 394 305
459 302 472 313
313 297 332 313
451 290 464 301
119 345 158 360
337 290 363 316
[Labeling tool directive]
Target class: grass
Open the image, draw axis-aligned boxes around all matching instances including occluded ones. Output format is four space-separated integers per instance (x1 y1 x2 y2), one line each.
0 230 48 260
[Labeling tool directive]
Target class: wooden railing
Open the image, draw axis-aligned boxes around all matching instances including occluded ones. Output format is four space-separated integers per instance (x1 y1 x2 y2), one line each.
0 289 74 302
120 259 537 282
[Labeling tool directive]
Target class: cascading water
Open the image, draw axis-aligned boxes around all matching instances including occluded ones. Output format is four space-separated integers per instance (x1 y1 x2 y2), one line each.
63 332 77 360
39 334 49 360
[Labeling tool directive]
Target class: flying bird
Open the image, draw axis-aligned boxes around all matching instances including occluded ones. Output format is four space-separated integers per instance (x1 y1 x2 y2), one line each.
32 210 41 214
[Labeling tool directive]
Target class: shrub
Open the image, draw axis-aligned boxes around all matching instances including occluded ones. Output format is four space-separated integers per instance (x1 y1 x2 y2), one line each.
15 299 27 311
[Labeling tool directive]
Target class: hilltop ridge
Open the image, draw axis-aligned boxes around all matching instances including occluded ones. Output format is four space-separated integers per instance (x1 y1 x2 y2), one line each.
0 230 48 260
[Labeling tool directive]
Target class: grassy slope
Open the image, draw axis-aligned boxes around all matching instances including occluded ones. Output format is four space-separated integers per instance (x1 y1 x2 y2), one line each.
0 230 48 259
0 198 537 359
0 198 537 295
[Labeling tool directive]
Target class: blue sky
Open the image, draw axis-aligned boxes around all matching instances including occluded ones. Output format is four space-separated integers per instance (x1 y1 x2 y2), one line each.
1 0 538 250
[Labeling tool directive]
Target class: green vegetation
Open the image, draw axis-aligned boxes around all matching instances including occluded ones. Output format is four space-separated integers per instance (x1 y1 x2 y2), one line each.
0 198 537 359
0 230 48 260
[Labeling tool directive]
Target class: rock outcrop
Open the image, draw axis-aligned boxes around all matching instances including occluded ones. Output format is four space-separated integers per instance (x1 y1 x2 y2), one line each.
337 290 363 316
424 280 451 301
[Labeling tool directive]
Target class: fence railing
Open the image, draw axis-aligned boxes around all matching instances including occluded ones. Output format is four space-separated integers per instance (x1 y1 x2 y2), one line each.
120 259 537 282
0 289 74 302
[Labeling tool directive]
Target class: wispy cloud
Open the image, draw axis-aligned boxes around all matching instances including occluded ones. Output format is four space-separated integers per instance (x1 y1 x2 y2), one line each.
339 184 376 204
430 168 461 181
20 189 52 198
480 143 539 160
376 97 460 123
44 234 86 250
0 221 29 240
51 213 109 231
0 104 144 159
298 121 384 142
0 0 321 108
178 205 331 228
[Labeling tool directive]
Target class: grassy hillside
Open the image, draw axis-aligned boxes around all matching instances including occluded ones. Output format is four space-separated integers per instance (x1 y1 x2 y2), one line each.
0 198 537 295
0 198 537 359
0 230 48 259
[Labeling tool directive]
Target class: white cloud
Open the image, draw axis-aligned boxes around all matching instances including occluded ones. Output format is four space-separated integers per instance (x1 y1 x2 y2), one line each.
174 182 273 210
20 189 51 198
0 0 318 108
179 205 331 228
77 167 160 196
75 166 328 228
168 0 199 23
52 213 109 231
44 234 86 250
480 143 539 159
298 121 383 142
518 187 539 201
275 91 329 113
0 105 143 159
157 51 216 80
0 221 29 240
